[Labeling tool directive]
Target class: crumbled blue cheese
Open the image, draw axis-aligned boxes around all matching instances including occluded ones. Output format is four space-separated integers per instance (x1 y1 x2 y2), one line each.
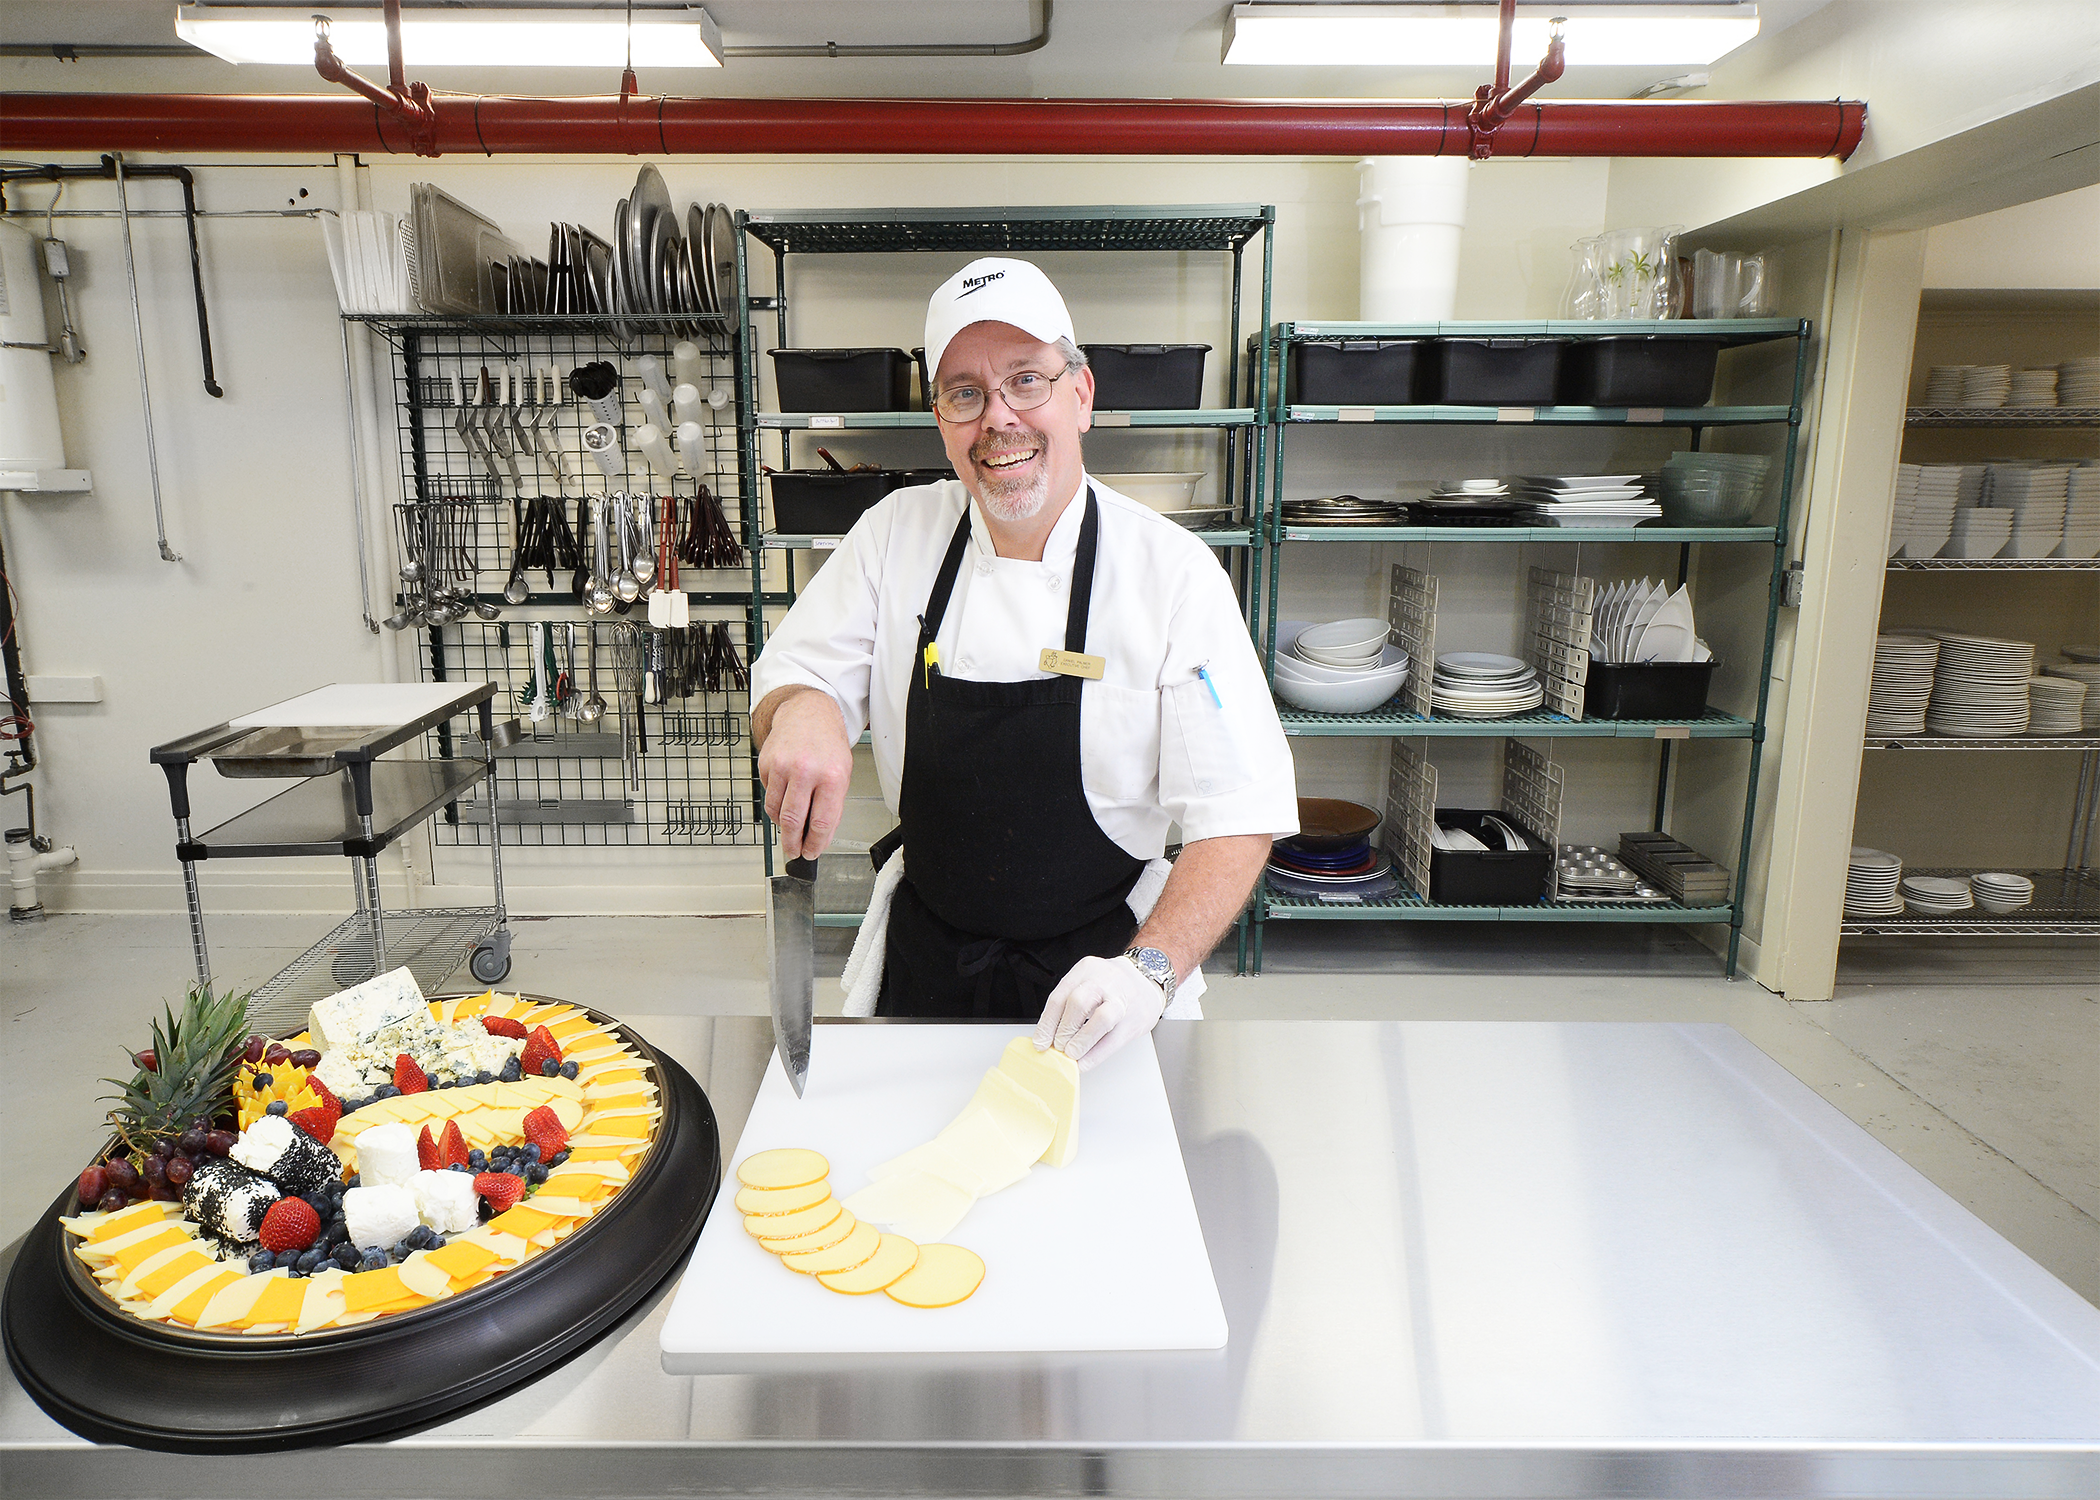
322 1017 522 1091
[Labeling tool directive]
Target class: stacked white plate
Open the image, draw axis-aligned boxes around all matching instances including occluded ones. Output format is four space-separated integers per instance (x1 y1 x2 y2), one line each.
2061 357 2100 407
1887 464 1920 557
1940 506 2013 559
2065 644 2100 662
1271 619 1411 715
1865 634 1939 735
1924 632 2036 736
2027 676 2089 734
2009 368 2059 407
1984 463 2070 557
1900 873 1974 915
2040 661 2100 729
1961 364 2012 407
1971 871 2035 914
1923 366 1968 405
1509 475 1660 527
1430 653 1545 717
1590 578 1706 664
2058 465 2100 559
1845 847 1904 918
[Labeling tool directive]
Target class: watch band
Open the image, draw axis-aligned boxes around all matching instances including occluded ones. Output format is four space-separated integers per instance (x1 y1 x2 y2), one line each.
1122 946 1177 1005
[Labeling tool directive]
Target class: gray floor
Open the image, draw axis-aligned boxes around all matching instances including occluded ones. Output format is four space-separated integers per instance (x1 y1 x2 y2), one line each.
5 913 2094 1308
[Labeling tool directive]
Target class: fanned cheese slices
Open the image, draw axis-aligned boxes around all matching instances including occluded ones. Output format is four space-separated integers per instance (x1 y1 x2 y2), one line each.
733 1147 983 1307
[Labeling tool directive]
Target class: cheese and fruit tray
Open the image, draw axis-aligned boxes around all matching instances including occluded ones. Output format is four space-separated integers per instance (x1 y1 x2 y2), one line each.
2 969 717 1452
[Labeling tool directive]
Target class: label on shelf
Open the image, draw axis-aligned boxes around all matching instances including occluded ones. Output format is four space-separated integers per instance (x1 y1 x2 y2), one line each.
1653 726 1692 740
1337 407 1376 423
1317 893 1364 903
808 415 844 429
1496 408 1537 423
1094 412 1132 427
811 538 839 550
1627 408 1667 423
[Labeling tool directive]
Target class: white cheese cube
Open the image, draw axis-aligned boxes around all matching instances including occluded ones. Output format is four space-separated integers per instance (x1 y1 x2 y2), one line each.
308 967 427 1055
354 1122 420 1190
343 1184 420 1250
411 1170 480 1234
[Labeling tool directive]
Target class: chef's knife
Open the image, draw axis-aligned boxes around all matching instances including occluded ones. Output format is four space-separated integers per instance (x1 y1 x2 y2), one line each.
767 855 816 1097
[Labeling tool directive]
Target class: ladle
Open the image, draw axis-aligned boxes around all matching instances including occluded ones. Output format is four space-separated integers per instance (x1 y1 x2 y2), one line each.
580 621 607 722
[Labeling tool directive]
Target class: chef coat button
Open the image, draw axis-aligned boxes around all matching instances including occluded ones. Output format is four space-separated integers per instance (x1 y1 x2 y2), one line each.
1045 575 1060 592
1197 779 1213 793
976 563 992 577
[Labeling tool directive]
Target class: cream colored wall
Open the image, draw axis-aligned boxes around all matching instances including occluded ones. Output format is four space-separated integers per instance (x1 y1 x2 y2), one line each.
8 150 1652 917
1921 186 2100 290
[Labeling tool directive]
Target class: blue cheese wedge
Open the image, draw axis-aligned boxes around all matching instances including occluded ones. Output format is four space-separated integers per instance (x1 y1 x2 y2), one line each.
308 967 428 1055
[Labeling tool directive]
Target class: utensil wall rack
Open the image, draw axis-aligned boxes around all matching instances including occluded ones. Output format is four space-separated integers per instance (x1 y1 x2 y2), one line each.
348 311 773 851
148 683 515 1032
1250 317 1814 977
1847 371 2100 941
732 205 1276 961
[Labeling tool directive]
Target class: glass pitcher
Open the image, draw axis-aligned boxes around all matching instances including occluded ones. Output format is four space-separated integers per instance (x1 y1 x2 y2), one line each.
1562 235 1607 319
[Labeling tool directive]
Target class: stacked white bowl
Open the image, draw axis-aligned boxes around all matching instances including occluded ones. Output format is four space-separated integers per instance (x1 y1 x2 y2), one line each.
1271 619 1410 715
1941 506 2012 559
1984 463 2070 557
2040 660 2100 730
1845 847 1904 918
1971 872 2035 914
1900 873 1974 915
2059 465 2100 559
1888 464 1920 558
1902 464 1982 556
2061 357 2100 407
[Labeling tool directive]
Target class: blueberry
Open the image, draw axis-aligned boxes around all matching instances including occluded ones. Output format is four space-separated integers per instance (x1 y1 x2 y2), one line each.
407 1225 433 1249
541 1059 560 1077
559 1061 579 1080
475 1070 494 1086
334 1243 360 1268
265 1100 289 1116
249 1250 273 1273
450 1161 471 1173
296 1248 322 1272
499 1058 521 1083
345 1173 360 1189
523 1144 542 1163
253 1072 274 1089
359 1248 388 1271
375 1084 400 1099
527 1164 548 1184
287 1266 306 1279
340 1098 360 1115
468 1149 486 1169
427 1234 446 1250
549 1149 569 1167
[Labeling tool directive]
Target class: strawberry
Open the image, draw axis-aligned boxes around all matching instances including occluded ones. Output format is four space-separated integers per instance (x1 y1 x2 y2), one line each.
288 1106 337 1145
518 1025 562 1078
257 1197 320 1253
417 1124 440 1172
439 1120 471 1169
521 1104 569 1158
480 1015 528 1040
393 1053 430 1095
307 1075 342 1117
474 1171 526 1216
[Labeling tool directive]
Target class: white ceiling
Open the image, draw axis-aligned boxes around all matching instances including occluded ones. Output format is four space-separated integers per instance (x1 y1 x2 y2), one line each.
4 1 1838 103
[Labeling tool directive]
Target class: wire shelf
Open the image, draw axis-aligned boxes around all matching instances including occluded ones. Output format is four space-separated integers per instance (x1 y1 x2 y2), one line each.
1886 556 2100 571
1839 868 2100 937
1904 407 2100 428
245 906 501 1035
1866 734 2100 750
743 205 1271 256
1276 705 1755 738
1261 887 1734 923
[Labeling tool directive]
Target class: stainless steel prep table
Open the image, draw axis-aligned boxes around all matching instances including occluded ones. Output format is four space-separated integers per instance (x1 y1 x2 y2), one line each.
5 1019 2097 1498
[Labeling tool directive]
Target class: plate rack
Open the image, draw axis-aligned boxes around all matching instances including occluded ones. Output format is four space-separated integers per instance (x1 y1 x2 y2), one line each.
1525 568 1595 721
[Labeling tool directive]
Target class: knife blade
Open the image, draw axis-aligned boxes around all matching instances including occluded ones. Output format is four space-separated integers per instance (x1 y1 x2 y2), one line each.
767 855 816 1097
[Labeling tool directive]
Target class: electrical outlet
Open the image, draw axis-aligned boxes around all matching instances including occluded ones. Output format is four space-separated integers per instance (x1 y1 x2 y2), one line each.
1781 562 1806 608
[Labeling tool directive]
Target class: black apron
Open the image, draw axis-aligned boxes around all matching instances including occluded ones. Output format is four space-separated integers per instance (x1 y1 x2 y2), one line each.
875 491 1144 1020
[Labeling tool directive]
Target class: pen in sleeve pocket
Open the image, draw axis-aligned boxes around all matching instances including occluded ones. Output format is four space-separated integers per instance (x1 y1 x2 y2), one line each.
1197 663 1223 708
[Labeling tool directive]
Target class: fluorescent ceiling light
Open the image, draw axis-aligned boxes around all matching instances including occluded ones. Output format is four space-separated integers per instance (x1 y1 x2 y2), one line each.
175 4 724 68
1223 4 1760 68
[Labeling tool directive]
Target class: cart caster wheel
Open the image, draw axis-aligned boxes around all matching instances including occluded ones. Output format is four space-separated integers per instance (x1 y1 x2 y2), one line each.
469 936 511 986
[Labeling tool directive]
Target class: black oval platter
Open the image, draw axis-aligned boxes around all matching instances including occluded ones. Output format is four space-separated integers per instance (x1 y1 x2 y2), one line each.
2 995 719 1453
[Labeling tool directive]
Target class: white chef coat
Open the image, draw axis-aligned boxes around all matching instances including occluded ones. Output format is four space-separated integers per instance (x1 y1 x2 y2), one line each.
751 475 1299 859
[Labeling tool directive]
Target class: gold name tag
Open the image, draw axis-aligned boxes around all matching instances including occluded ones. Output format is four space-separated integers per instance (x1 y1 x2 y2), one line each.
1039 648 1106 680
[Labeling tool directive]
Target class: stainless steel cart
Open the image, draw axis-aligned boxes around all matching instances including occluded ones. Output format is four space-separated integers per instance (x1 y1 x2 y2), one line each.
149 683 518 1031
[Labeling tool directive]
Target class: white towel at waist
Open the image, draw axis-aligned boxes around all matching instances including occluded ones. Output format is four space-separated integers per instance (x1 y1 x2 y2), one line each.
839 853 1206 1020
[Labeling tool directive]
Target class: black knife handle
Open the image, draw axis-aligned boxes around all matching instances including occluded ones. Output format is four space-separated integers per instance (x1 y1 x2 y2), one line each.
784 856 818 881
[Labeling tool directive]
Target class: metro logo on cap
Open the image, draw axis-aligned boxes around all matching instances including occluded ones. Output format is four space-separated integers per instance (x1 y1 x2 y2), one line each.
923 258 1076 385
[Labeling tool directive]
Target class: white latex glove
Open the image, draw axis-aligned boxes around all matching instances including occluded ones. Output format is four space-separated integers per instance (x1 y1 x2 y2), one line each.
1035 954 1168 1072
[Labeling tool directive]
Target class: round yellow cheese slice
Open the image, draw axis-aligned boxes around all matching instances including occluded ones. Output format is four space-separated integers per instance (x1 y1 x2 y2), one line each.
736 1148 829 1190
817 1234 920 1295
757 1209 859 1255
743 1197 840 1241
735 1179 831 1216
779 1218 880 1275
884 1243 985 1308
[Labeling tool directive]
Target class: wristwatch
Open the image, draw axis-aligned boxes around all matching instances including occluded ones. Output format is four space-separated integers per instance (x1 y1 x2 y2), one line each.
1122 946 1177 1005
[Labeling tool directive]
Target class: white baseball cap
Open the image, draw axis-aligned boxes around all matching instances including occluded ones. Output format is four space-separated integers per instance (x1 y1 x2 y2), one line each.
922 257 1076 389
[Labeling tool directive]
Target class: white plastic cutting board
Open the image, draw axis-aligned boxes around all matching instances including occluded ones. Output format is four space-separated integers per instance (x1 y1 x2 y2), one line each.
659 1025 1225 1370
228 682 487 728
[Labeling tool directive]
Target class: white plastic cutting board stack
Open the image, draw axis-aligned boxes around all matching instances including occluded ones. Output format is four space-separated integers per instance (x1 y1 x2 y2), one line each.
228 683 486 728
659 1025 1225 1370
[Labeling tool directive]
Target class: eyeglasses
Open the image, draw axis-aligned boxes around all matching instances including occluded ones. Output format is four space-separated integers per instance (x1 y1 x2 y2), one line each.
931 363 1077 424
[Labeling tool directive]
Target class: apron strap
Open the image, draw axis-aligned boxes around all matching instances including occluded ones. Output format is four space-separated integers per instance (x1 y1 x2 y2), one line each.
1065 487 1100 655
919 506 975 645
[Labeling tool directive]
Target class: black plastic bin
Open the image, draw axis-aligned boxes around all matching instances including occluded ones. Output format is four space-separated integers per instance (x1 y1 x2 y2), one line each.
768 470 897 534
1583 661 1716 720
1427 809 1553 905
894 467 958 489
1287 339 1426 405
769 349 915 412
1425 338 1567 405
1560 336 1722 408
911 346 931 411
1080 343 1210 409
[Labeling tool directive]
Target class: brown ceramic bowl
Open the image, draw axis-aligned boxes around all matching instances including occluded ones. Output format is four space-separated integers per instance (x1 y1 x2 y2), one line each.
1289 797 1382 852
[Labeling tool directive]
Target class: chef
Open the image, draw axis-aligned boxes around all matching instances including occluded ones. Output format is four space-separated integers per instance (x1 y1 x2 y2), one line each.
751 258 1296 1069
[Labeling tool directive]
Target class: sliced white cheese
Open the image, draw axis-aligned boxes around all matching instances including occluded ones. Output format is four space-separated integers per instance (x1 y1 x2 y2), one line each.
996 1036 1080 1167
869 1140 986 1197
145 1260 235 1321
841 1171 976 1244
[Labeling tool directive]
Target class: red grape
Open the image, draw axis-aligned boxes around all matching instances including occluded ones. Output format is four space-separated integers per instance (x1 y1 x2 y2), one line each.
243 1035 267 1065
205 1130 236 1156
96 1189 129 1213
105 1158 141 1193
146 1180 176 1202
163 1155 194 1189
77 1165 109 1205
263 1043 291 1066
153 1138 177 1160
290 1049 322 1070
178 1126 209 1156
133 1049 158 1073
141 1154 167 1187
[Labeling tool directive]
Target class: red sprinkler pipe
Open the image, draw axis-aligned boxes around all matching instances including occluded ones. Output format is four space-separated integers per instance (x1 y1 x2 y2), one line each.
1468 0 1569 159
0 94 1867 161
310 0 439 157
